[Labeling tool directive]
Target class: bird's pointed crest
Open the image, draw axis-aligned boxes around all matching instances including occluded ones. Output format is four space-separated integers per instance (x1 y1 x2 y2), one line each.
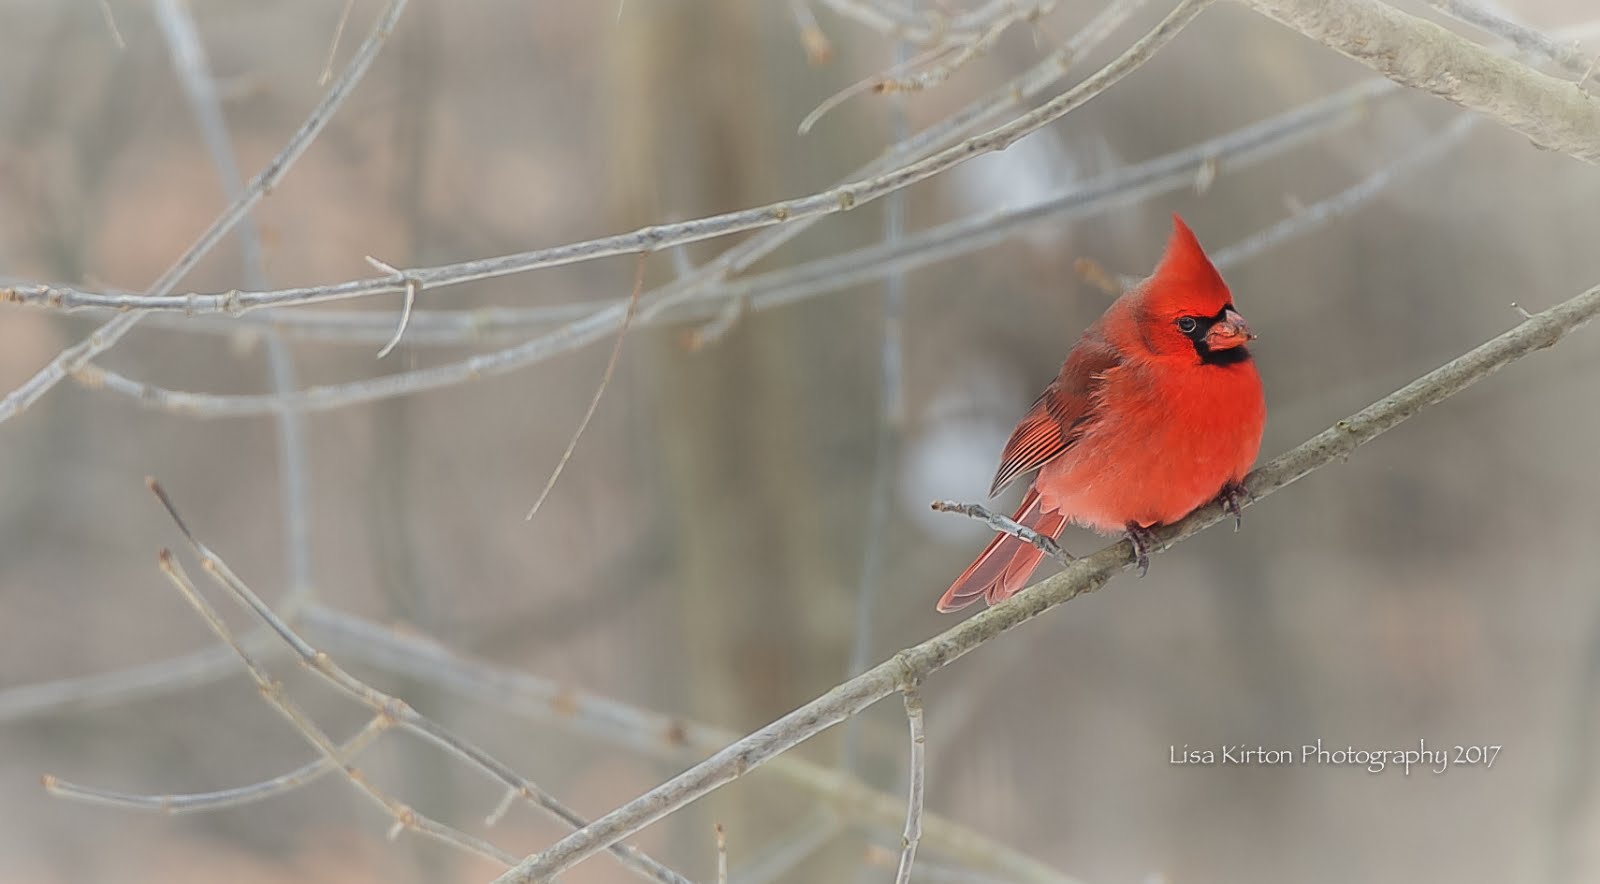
1141 213 1232 316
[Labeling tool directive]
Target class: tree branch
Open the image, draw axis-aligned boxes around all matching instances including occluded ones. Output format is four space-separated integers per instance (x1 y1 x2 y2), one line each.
45 716 391 814
299 603 1083 884
1238 0 1600 163
930 501 1075 566
494 278 1600 883
893 688 926 884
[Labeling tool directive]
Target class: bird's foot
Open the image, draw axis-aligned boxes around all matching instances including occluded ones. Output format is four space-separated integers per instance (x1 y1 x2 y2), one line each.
1218 482 1251 531
1125 522 1157 578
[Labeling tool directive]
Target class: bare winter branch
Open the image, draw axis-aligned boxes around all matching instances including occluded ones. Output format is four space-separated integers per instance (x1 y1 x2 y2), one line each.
1239 0 1600 163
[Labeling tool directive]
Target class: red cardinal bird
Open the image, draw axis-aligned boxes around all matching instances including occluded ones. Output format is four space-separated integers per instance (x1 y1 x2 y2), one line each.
938 215 1265 612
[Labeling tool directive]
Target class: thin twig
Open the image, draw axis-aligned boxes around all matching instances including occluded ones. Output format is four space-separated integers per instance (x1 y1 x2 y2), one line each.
525 253 647 521
320 0 357 85
0 633 287 722
790 0 835 63
685 296 746 351
894 688 926 884
151 549 517 865
45 715 391 814
716 824 728 884
141 481 693 884
0 0 410 425
367 255 421 359
876 4 1053 96
493 278 1600 883
98 0 125 49
800 42 960 135
1073 257 1126 296
931 501 1075 566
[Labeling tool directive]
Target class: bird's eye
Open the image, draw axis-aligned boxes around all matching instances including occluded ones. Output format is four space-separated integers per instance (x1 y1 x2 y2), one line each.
1177 317 1199 334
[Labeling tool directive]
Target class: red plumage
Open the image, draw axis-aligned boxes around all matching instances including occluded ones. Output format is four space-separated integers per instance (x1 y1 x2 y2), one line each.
938 215 1266 612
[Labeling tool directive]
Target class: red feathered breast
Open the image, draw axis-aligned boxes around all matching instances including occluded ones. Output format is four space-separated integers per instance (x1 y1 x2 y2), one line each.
1033 355 1264 533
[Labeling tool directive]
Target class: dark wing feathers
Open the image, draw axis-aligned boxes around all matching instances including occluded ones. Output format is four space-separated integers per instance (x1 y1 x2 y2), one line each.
988 394 1071 496
987 337 1120 497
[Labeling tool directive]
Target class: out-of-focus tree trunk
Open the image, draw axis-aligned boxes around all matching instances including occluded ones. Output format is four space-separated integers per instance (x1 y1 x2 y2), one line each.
607 2 871 873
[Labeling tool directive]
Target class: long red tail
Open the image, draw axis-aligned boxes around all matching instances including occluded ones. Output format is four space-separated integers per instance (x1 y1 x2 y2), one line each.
937 486 1066 612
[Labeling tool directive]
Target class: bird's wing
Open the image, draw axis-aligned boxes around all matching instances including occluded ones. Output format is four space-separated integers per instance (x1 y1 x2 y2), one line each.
988 338 1119 497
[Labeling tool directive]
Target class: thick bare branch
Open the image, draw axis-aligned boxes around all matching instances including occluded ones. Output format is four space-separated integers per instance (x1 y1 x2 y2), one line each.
1239 0 1600 163
494 279 1600 882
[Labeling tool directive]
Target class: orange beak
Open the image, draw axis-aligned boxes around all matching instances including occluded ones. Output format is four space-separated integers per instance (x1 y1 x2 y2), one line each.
1204 308 1255 350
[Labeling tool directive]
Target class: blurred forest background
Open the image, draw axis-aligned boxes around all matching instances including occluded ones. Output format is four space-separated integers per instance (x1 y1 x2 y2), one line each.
2 1 1600 882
